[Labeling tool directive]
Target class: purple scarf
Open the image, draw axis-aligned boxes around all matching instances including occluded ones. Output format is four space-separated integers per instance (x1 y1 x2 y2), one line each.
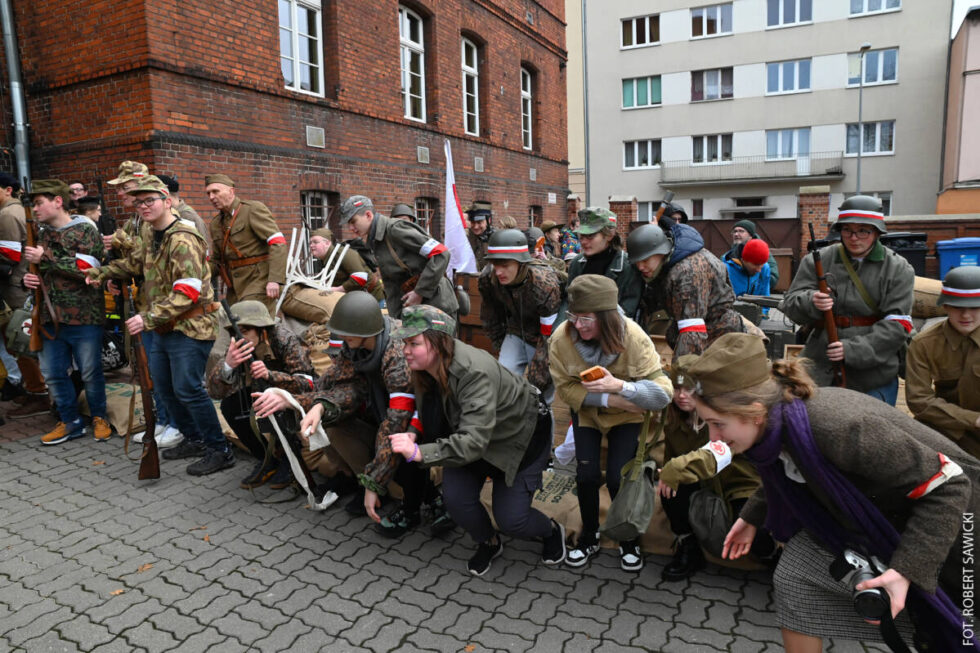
745 398 977 650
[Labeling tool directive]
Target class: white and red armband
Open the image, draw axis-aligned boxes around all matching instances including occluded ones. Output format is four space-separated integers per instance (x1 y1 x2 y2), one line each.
173 277 202 302
906 453 963 499
0 240 22 263
678 318 707 334
75 253 101 271
266 232 287 246
409 411 424 433
389 392 416 412
540 313 558 337
419 238 447 259
349 271 369 287
884 314 913 333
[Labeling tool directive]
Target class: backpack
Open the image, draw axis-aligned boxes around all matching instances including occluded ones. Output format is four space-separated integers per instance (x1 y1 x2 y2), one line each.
342 238 379 272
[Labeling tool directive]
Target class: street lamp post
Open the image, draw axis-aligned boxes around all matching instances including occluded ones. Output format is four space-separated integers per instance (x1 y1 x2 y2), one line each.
856 41 872 195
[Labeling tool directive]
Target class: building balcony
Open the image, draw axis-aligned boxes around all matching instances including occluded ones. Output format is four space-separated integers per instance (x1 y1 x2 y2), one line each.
659 151 844 187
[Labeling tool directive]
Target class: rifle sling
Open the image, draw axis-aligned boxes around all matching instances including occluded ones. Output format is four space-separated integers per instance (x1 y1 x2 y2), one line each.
836 244 879 313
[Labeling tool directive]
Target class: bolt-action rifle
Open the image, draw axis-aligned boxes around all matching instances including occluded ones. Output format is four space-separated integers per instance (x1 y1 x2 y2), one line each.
123 282 160 480
808 223 846 388
22 178 58 351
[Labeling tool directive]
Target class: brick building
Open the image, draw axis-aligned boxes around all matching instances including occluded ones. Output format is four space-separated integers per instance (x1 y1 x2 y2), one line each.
0 0 569 240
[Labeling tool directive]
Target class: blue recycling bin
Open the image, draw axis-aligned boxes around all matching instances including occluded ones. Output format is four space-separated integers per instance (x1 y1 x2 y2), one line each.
936 237 980 278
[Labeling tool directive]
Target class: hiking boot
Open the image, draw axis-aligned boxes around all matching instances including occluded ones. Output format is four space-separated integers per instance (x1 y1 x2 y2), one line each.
240 458 278 489
661 535 705 582
41 419 86 445
186 448 236 476
566 531 600 568
376 506 421 538
427 495 455 536
8 394 50 419
267 460 295 490
541 520 567 566
1 381 26 401
619 539 644 572
162 438 207 460
156 425 184 449
92 417 113 442
468 536 504 576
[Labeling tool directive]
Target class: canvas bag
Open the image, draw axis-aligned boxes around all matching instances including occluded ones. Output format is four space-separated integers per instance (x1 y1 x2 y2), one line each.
600 410 665 542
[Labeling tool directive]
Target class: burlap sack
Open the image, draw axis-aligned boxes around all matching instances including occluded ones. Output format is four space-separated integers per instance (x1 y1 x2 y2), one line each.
912 276 945 319
281 285 342 324
302 323 334 376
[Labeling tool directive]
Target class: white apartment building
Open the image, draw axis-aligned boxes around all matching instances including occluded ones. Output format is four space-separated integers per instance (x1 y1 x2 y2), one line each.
582 0 953 220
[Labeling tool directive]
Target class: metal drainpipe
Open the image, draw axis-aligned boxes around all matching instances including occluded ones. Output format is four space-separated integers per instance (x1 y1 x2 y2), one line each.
0 0 30 185
581 0 590 207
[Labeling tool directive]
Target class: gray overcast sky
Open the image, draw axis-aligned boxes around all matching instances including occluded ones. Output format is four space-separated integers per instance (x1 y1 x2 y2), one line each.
953 0 975 36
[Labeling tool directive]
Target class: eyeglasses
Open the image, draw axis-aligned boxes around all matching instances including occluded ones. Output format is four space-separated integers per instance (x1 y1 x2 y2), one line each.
565 312 596 327
840 227 876 238
132 197 164 208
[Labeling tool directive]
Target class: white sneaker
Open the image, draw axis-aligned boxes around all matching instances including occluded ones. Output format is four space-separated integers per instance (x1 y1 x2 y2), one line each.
133 423 165 444
156 425 184 449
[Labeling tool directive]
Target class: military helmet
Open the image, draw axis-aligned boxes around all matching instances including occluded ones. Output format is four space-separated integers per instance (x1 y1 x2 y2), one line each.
627 223 672 264
833 195 887 234
229 300 275 330
328 291 384 337
485 229 531 263
391 203 416 219
938 265 980 308
525 226 545 250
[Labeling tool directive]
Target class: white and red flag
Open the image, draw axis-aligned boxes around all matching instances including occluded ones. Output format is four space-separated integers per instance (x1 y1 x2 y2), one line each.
443 140 478 276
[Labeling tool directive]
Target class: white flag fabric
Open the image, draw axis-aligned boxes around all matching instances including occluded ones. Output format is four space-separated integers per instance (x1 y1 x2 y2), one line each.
443 140 478 276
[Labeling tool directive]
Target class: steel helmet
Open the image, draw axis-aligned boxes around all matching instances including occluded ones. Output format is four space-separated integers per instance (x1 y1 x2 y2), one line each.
328 291 384 337
627 223 672 264
485 229 532 263
938 265 980 308
228 300 275 330
833 195 887 234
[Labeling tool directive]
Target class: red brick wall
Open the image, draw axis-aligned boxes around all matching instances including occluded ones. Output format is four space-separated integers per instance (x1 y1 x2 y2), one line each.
798 187 831 254
608 197 637 242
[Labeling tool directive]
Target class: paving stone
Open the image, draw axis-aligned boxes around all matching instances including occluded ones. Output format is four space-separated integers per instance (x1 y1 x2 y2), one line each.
290 628 342 651
562 632 602 652
19 630 82 653
408 627 474 652
118 621 179 653
103 597 166 635
600 610 645 647
209 611 269 644
669 622 734 650
250 618 313 652
5 605 75 647
168 628 229 653
344 610 394 647
632 614 673 651
148 607 205 641
89 636 146 653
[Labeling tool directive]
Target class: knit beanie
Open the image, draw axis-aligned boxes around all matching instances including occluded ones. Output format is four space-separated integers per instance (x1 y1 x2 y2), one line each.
741 239 770 266
733 219 758 238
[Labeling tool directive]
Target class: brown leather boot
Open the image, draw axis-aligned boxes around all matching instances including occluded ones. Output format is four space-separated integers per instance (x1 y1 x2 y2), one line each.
7 394 51 419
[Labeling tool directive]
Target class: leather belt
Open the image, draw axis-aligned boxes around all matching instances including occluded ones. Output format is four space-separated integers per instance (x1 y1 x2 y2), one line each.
816 314 880 330
227 254 269 269
154 302 221 335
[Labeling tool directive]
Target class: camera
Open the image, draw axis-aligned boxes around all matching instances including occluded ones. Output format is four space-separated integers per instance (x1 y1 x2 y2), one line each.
829 549 891 620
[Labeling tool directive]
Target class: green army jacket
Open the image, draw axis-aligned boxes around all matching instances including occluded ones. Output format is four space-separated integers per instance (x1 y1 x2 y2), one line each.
0 197 27 309
321 242 384 301
209 197 287 307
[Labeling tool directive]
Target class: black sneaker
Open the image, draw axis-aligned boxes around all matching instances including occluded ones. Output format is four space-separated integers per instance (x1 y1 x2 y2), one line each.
186 448 236 476
162 438 207 460
566 531 600 568
619 539 644 572
376 506 421 538
1 381 26 402
661 535 705 582
267 459 295 490
427 495 455 536
468 536 504 577
541 520 567 566
240 459 277 489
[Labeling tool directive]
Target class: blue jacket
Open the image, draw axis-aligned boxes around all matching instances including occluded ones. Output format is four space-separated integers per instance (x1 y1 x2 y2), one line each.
725 258 771 298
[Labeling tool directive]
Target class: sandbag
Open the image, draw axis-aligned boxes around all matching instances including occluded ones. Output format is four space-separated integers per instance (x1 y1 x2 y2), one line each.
912 276 945 319
280 285 342 324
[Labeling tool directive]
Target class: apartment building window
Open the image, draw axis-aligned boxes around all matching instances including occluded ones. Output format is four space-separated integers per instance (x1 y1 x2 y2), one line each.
766 128 810 160
846 120 895 155
462 38 480 135
850 0 900 16
624 140 662 169
692 68 733 101
622 76 662 109
521 67 533 150
300 190 338 273
621 14 660 48
279 0 323 95
693 134 732 163
691 4 732 38
848 48 898 86
414 197 437 234
766 59 811 94
692 199 703 219
767 0 812 27
399 6 426 122
845 191 892 215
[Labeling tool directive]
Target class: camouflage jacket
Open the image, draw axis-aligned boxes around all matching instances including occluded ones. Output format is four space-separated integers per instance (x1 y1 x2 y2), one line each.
298 317 413 494
478 260 561 391
0 197 27 309
206 323 315 400
174 199 211 255
38 216 105 326
91 218 216 340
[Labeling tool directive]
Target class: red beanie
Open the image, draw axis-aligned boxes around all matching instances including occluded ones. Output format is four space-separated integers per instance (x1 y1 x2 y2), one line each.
741 239 770 266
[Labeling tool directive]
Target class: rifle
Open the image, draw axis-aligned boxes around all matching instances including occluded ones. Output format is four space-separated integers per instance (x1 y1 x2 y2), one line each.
23 178 57 351
808 223 847 388
652 190 675 226
124 283 160 480
94 178 116 238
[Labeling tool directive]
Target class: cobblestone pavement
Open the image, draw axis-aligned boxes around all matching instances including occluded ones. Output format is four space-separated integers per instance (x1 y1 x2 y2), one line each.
0 423 892 653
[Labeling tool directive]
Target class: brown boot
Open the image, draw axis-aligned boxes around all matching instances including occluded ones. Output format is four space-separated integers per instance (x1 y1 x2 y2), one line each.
8 394 51 419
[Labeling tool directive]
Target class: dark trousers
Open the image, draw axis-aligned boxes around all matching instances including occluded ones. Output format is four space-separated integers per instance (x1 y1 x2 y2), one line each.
394 461 437 512
664 487 777 557
572 413 641 538
220 390 266 460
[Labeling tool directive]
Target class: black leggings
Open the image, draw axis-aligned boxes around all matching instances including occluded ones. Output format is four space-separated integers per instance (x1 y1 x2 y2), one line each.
572 413 641 538
663 484 777 557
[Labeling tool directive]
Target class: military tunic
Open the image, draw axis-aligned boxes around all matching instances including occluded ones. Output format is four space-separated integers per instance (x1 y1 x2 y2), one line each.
319 241 384 302
38 217 105 326
467 228 492 271
205 323 315 400
367 212 458 319
905 319 980 459
0 197 27 310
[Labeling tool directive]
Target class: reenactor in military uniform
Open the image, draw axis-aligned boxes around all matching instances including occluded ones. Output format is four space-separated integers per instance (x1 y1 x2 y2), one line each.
342 195 458 320
526 226 568 278
23 180 110 444
309 227 384 302
157 175 210 254
106 160 150 245
390 203 418 223
905 265 980 459
206 174 287 314
781 195 914 405
465 201 494 270
478 229 561 397
627 221 746 362
567 208 641 317
206 300 315 489
87 176 233 476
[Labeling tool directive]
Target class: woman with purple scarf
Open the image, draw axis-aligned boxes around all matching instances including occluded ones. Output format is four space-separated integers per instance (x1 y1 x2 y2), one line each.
685 332 979 653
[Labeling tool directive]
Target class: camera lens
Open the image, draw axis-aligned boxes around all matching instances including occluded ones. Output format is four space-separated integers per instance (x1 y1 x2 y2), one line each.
854 588 890 620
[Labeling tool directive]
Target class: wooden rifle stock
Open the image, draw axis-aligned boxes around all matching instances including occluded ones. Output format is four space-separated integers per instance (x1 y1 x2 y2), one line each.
808 224 847 388
124 284 160 479
23 193 44 353
652 191 675 226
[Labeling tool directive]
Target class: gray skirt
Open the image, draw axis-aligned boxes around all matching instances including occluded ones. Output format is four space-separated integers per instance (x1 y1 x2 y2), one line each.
775 530 915 643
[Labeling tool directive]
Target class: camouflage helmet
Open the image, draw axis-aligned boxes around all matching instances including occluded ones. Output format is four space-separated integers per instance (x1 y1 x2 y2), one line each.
575 207 617 235
328 291 384 337
229 300 275 330
390 305 456 340
938 265 980 308
627 223 672 264
832 195 887 234
485 229 531 263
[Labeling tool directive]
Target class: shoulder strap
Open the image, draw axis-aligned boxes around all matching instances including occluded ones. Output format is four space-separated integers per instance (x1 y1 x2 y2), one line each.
623 408 667 481
836 244 878 312
384 230 412 274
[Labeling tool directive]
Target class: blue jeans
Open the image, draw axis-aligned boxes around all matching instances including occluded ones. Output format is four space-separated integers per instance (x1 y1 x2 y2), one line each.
866 377 899 406
498 334 554 404
140 330 171 427
38 324 106 424
148 331 226 452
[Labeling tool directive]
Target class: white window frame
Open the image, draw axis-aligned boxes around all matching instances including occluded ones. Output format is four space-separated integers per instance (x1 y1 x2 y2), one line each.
620 14 660 49
691 67 733 101
637 201 655 222
849 0 901 17
623 140 662 170
399 6 426 122
766 0 812 28
765 127 811 160
845 120 896 156
461 38 479 136
279 0 324 97
844 191 892 215
521 67 533 150
847 48 898 87
690 3 733 39
765 58 811 95
622 75 662 109
692 133 733 165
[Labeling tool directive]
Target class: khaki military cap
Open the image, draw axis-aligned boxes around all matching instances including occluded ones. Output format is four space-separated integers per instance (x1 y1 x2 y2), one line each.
686 333 770 398
107 161 149 186
28 179 71 203
567 274 618 313
125 175 170 197
204 174 236 187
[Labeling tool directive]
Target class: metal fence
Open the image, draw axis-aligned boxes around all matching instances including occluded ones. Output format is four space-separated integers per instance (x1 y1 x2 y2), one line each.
660 151 844 184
